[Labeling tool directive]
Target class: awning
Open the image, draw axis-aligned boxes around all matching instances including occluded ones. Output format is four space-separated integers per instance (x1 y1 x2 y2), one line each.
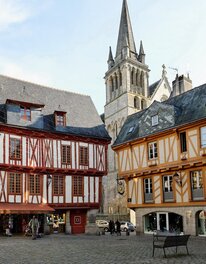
0 203 55 214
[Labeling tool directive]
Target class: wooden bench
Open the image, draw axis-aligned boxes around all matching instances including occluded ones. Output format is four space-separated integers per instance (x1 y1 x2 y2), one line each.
152 234 190 257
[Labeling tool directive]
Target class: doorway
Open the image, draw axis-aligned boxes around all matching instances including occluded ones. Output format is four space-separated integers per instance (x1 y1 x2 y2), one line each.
157 212 168 231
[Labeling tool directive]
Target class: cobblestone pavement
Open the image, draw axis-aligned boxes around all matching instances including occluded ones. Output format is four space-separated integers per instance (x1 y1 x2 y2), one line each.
0 232 206 264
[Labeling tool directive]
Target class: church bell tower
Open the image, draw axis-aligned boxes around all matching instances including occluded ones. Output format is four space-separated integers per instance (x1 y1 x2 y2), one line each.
103 0 150 214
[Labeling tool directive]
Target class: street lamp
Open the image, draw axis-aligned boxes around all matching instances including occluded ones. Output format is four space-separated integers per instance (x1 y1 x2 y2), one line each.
47 175 52 187
173 172 182 186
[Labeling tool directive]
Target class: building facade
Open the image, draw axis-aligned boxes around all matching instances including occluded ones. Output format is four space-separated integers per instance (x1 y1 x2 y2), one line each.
103 0 171 215
0 75 110 235
113 83 206 236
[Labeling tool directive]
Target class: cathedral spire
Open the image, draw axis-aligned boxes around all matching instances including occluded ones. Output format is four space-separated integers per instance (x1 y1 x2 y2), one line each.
115 0 137 62
107 46 114 69
138 40 145 64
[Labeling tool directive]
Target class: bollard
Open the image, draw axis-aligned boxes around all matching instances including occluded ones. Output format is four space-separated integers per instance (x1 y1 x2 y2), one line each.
126 230 130 236
102 230 105 235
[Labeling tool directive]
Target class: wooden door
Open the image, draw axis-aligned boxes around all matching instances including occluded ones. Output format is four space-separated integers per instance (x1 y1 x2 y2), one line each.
70 210 86 234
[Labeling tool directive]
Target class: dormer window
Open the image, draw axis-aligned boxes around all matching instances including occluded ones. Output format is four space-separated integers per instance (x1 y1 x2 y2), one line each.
54 111 67 127
152 115 158 126
20 106 31 121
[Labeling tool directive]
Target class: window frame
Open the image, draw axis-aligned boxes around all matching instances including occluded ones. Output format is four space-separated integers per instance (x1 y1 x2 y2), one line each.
61 145 71 165
151 115 158 126
73 175 84 196
79 146 89 166
144 178 153 203
29 174 41 195
8 173 22 194
148 141 158 160
200 126 206 148
191 170 203 190
190 170 204 200
54 111 66 127
163 175 174 202
53 175 64 196
180 131 187 153
163 175 173 193
9 137 22 160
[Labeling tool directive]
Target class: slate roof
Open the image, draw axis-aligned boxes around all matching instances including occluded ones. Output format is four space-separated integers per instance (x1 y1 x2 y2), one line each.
148 79 161 97
113 83 206 147
0 75 110 141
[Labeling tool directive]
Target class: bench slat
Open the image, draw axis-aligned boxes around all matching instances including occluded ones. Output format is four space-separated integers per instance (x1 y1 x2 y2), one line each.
152 234 190 257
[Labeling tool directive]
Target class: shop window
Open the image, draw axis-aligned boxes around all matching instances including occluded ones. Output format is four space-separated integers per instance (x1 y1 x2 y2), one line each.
61 145 71 164
73 176 83 196
191 171 204 200
180 131 187 152
53 175 64 195
9 138 21 160
79 146 88 166
8 173 21 194
200 127 206 148
29 174 40 194
163 175 173 202
20 106 31 121
144 178 153 203
47 213 66 233
148 142 158 160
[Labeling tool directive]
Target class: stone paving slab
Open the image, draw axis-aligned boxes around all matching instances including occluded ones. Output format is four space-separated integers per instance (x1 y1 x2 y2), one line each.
0 233 206 264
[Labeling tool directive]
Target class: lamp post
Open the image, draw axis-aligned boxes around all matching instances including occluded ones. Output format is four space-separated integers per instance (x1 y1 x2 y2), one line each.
173 172 182 186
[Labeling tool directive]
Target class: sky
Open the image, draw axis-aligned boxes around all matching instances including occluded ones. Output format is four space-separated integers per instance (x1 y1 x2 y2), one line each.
0 0 206 114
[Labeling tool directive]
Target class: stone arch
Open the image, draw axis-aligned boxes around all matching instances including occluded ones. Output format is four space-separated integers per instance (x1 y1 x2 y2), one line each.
141 99 146 109
136 69 140 86
119 71 122 86
131 67 135 85
114 72 118 90
109 76 114 92
140 71 145 95
134 96 139 109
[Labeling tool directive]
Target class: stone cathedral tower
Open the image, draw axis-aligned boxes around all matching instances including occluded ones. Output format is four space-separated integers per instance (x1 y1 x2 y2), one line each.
103 0 171 215
103 0 150 215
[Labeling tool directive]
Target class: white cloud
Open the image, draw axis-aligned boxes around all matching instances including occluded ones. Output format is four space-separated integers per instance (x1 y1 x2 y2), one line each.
0 0 31 30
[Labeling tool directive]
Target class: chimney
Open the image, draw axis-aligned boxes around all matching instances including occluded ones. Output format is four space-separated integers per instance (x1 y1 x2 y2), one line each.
172 74 192 96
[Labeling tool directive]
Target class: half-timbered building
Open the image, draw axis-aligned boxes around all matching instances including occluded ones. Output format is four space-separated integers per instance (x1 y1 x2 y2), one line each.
113 83 206 236
0 75 110 235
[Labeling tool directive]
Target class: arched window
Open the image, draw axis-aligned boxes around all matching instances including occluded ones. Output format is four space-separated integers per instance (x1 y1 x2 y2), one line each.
140 71 144 88
120 72 122 86
131 69 134 85
114 73 118 90
134 97 139 108
141 99 145 110
110 76 114 92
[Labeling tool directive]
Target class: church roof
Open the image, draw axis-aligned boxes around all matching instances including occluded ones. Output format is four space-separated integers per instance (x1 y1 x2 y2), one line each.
115 0 137 61
0 74 110 141
113 83 206 147
148 79 161 97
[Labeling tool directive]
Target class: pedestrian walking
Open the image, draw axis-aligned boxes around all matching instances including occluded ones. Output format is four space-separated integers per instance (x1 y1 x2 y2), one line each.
115 220 121 236
29 215 39 240
109 220 115 235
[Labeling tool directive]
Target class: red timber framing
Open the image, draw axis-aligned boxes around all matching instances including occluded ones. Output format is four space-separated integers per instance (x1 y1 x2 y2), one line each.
0 124 109 176
0 123 109 212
